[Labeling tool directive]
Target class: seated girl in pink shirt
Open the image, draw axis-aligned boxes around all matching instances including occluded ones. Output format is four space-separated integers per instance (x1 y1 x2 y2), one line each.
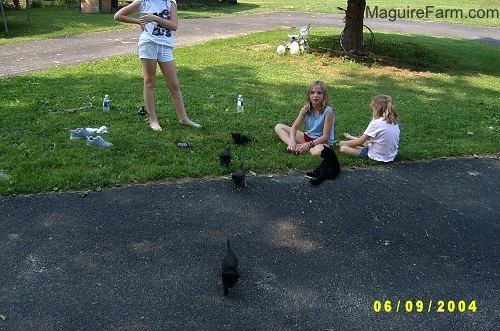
339 95 400 163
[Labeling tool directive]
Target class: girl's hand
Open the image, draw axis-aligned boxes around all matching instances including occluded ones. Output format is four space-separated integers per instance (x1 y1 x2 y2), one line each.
292 143 308 154
300 104 310 114
139 13 154 25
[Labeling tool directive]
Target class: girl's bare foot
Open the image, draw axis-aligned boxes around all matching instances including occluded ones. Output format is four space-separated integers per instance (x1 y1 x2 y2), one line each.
149 119 162 131
179 119 201 129
343 132 356 140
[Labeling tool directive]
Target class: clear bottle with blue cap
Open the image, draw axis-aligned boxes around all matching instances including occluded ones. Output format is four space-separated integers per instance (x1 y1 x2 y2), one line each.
237 95 244 113
102 94 110 111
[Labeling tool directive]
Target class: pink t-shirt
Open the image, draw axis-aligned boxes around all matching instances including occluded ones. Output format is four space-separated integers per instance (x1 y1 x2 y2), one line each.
363 117 400 162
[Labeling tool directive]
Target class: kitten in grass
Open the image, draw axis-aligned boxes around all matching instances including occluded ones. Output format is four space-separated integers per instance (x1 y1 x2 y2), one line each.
230 132 250 145
220 146 231 166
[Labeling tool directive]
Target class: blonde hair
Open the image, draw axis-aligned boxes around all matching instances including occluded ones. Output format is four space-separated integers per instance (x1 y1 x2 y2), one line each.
370 95 399 124
301 80 330 114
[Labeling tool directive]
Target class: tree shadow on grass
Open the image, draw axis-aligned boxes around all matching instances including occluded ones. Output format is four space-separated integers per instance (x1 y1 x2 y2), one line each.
309 31 500 77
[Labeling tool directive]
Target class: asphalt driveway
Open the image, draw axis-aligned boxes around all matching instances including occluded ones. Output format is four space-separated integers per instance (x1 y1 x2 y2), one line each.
1 156 498 330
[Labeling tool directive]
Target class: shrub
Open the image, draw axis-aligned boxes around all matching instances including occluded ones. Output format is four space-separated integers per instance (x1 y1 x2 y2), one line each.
30 0 45 8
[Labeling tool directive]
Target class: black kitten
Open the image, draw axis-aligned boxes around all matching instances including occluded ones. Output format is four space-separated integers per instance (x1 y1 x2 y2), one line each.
308 145 341 186
232 162 245 189
221 240 240 296
230 132 250 145
220 146 231 166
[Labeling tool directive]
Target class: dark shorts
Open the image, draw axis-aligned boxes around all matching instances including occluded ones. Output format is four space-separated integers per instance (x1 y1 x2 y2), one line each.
304 133 333 147
304 133 314 142
359 146 369 159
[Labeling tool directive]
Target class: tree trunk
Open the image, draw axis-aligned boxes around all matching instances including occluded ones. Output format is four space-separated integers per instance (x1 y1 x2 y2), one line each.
341 0 366 53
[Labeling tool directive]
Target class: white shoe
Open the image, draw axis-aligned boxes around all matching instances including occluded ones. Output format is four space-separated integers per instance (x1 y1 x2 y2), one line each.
85 126 108 134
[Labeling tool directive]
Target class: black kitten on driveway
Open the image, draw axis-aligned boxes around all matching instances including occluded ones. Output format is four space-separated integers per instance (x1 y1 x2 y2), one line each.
221 240 240 296
307 145 341 186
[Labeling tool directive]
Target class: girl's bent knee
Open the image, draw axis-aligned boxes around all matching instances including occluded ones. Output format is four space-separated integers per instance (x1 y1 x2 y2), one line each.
144 80 155 89
310 146 323 156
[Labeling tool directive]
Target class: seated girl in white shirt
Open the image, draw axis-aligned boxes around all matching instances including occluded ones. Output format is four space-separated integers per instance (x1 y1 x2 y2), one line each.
339 95 400 163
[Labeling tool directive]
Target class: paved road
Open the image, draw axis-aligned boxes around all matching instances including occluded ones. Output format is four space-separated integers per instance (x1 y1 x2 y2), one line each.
0 11 499 77
0 156 499 330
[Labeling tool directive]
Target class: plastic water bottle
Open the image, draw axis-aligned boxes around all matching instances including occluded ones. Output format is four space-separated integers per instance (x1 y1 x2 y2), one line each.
237 95 244 113
102 94 110 111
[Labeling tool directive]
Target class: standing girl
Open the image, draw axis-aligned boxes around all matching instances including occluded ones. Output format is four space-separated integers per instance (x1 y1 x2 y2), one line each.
274 81 335 155
114 0 201 131
338 95 400 162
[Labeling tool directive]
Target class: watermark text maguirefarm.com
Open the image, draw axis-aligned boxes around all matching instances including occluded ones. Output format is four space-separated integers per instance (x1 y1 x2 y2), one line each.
366 6 499 22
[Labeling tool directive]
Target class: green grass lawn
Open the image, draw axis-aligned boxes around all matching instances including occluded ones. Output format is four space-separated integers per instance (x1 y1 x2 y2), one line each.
0 0 498 44
0 28 499 195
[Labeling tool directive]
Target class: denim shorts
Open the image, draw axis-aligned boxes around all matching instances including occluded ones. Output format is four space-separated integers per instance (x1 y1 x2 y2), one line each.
137 41 174 62
359 146 369 159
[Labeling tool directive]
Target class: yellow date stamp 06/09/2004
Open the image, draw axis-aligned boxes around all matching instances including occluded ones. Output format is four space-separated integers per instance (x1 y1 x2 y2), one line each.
373 300 478 313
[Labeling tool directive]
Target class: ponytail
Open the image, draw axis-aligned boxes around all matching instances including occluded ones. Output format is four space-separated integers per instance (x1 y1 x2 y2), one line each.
371 95 399 124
